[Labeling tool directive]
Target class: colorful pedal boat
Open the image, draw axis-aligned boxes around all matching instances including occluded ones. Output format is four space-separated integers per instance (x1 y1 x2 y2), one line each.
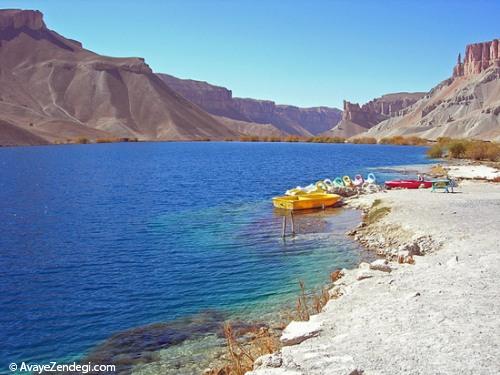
385 180 432 189
272 193 342 211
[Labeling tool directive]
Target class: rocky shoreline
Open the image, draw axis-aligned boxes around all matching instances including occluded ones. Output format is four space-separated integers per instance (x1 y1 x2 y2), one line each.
248 165 500 375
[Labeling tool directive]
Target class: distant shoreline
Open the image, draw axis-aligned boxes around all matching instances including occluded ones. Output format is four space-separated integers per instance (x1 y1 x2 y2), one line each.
0 135 433 148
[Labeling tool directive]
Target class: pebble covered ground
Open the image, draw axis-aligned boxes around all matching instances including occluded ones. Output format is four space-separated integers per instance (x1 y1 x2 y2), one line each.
249 178 500 375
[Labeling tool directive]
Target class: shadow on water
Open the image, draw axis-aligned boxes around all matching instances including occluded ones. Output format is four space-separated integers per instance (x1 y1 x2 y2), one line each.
74 310 270 374
80 311 224 373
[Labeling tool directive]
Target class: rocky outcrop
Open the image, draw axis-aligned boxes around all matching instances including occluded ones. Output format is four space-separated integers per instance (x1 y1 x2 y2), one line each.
0 9 45 30
364 39 500 141
159 74 342 136
324 93 425 138
0 9 243 146
453 39 500 78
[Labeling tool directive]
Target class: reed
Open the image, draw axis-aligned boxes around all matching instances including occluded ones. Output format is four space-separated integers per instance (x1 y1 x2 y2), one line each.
294 280 333 320
209 322 280 375
311 286 331 314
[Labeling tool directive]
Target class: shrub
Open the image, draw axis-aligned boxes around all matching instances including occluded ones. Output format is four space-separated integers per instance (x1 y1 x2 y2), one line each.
436 137 453 146
429 165 447 177
283 136 301 142
239 135 261 142
447 140 468 158
406 136 428 145
307 136 345 143
96 138 114 143
75 137 89 144
426 144 444 158
210 322 280 375
265 136 282 142
350 137 377 144
465 141 500 161
380 135 428 145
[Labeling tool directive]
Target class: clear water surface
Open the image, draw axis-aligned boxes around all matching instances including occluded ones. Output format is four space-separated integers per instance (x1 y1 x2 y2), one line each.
0 142 431 373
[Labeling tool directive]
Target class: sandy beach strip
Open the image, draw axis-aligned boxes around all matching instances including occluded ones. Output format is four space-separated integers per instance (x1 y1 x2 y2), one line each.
248 170 500 375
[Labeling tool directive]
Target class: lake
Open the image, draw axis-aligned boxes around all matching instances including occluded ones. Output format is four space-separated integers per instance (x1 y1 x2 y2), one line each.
0 142 430 374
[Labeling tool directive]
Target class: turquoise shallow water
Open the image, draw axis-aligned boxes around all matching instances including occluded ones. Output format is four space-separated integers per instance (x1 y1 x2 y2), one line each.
0 142 431 373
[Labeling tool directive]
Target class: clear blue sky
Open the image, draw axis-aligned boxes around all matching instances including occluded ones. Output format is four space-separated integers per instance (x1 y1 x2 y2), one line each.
2 0 499 108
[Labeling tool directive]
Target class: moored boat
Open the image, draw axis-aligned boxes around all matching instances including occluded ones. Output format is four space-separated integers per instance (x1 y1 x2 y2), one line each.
385 180 432 189
272 193 342 210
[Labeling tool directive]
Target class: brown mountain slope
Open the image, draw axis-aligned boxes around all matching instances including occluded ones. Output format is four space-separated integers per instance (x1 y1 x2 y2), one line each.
324 92 425 138
0 119 48 146
158 73 342 136
364 39 500 141
0 9 240 145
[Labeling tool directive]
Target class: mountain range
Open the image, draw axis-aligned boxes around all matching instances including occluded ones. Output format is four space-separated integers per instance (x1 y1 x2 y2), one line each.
0 9 498 146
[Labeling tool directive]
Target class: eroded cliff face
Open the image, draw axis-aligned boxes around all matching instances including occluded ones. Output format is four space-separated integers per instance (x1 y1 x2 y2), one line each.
0 9 45 30
158 74 341 135
453 39 500 77
0 9 242 145
324 93 425 138
364 39 500 141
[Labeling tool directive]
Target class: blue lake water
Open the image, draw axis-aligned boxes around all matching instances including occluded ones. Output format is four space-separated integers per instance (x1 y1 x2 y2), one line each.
0 142 431 373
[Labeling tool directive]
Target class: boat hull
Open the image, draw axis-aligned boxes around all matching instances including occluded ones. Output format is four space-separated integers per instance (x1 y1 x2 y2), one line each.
272 193 341 210
385 180 432 189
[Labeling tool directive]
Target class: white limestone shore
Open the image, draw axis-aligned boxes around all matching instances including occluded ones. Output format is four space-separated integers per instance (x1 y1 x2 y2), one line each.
248 167 500 375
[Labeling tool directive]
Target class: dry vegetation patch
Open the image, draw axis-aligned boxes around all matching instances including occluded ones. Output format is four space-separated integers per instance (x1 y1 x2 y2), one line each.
426 138 500 162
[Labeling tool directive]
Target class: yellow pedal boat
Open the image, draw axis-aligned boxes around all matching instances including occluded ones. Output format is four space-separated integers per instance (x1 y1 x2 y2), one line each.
272 193 341 211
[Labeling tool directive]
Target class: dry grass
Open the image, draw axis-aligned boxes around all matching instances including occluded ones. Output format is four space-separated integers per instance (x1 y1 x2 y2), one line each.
429 165 447 177
432 138 500 161
307 136 346 143
239 135 261 142
426 144 444 158
210 277 337 374
295 280 310 321
75 136 89 144
350 136 377 144
464 141 500 161
363 205 391 225
283 135 302 142
235 135 347 143
379 136 428 145
447 140 467 158
208 323 280 375
330 269 344 282
295 280 333 320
